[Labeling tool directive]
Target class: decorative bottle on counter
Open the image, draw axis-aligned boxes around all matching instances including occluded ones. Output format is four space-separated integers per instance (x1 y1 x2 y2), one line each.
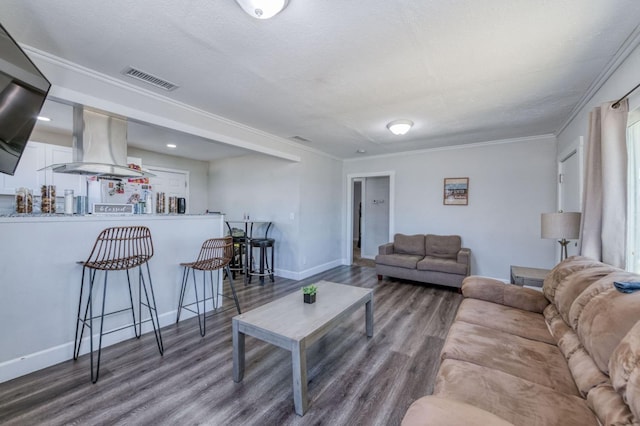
145 193 153 214
41 185 56 213
64 189 74 214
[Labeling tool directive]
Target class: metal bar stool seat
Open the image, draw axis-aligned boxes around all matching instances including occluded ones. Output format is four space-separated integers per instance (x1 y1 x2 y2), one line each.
248 222 275 285
176 236 241 336
73 226 164 383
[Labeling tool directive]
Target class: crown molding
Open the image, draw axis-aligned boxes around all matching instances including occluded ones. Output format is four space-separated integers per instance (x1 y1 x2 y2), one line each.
344 134 556 162
556 23 640 135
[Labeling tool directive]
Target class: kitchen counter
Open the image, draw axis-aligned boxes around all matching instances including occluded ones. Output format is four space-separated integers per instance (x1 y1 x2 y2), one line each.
0 213 226 383
0 213 216 221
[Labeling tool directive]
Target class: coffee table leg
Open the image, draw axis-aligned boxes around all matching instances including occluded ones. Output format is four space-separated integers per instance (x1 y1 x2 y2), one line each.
365 297 374 337
232 318 245 382
291 339 308 415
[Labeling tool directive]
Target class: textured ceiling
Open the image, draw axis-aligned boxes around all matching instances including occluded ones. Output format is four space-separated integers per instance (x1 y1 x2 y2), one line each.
2 0 640 159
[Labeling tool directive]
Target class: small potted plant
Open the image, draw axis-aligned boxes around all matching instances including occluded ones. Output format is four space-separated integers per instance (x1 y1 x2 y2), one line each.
302 284 317 304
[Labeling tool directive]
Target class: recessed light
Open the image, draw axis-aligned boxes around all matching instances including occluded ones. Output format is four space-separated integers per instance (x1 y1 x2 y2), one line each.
37 116 51 122
166 144 177 149
356 149 366 154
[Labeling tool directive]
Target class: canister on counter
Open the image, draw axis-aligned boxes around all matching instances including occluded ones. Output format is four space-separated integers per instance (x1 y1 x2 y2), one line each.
168 196 178 214
15 187 33 214
41 185 56 213
156 192 165 214
64 189 74 214
76 196 88 215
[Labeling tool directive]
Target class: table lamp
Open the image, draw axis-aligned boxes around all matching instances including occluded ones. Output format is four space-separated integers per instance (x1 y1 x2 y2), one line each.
541 212 581 261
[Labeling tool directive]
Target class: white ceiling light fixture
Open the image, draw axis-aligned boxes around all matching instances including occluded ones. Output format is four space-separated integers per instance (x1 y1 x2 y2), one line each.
166 143 177 149
37 116 51 122
386 119 413 136
234 0 289 19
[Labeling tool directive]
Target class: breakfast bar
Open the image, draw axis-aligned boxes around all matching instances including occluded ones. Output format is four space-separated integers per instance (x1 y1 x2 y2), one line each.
0 213 225 383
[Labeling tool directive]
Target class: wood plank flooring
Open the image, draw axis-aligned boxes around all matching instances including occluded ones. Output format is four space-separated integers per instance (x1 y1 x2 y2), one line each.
0 265 462 426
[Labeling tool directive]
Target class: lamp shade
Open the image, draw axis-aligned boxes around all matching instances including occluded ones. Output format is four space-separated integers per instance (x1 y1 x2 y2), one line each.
541 212 581 240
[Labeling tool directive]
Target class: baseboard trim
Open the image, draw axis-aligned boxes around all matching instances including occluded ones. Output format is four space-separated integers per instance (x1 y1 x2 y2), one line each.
276 259 343 281
0 308 203 384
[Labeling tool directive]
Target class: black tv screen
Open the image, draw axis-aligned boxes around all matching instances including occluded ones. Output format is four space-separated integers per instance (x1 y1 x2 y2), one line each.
0 22 50 176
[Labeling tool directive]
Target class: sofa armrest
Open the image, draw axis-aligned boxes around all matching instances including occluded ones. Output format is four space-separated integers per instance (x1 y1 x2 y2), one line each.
461 276 549 313
378 242 395 255
402 396 514 426
457 248 470 264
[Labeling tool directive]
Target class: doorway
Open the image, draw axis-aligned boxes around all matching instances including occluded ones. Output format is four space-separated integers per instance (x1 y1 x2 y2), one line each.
557 137 584 258
346 172 395 266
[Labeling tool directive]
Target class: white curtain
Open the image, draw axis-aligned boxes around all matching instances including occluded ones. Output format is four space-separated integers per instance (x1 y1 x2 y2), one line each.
579 100 629 268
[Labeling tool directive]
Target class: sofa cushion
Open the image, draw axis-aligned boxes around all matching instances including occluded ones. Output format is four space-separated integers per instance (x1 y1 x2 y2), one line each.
587 383 637 426
554 265 619 326
572 272 640 375
424 234 460 259
416 256 467 275
440 321 579 395
544 304 609 396
434 359 599 426
393 233 425 256
543 256 608 302
609 319 640 421
402 396 514 426
456 298 555 344
375 253 423 269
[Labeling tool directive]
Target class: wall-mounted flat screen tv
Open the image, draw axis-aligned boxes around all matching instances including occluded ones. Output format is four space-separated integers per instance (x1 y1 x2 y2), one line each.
0 22 50 176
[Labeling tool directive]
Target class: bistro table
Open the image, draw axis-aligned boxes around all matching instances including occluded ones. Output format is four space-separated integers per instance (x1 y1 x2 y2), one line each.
225 219 272 284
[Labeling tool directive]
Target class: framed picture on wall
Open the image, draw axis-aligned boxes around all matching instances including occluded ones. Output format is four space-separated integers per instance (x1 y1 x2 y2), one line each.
443 177 469 205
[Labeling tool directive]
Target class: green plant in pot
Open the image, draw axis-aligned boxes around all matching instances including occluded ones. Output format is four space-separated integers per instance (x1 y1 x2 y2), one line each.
302 284 317 304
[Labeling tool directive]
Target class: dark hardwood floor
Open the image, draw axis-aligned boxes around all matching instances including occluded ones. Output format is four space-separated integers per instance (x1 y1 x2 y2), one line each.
0 265 462 426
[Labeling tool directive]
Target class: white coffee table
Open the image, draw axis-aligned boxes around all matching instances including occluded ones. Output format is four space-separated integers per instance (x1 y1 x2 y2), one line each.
232 280 374 415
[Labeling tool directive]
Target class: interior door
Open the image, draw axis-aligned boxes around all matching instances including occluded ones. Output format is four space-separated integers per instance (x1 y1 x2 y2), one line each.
559 146 582 258
362 176 390 258
148 168 189 213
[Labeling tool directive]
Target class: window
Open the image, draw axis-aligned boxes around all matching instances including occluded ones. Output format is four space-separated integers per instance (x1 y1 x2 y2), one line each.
626 117 640 272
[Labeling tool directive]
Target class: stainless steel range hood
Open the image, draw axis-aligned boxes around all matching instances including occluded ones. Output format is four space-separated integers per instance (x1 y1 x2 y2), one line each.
45 106 153 178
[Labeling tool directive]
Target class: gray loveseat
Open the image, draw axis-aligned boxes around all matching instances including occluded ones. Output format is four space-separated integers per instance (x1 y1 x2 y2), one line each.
375 233 471 289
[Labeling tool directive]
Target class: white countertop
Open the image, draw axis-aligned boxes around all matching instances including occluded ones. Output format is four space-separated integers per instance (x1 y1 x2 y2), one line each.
0 213 223 223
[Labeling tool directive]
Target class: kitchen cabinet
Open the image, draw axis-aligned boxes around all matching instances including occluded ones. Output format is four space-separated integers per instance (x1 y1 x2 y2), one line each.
0 142 46 194
0 141 85 196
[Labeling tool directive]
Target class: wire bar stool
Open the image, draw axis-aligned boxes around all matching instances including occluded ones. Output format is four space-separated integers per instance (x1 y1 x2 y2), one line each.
73 226 164 383
176 236 242 336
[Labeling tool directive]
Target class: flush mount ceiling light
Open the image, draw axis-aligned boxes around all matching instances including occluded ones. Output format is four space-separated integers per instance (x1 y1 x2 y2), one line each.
386 119 413 136
234 0 289 19
37 116 51 122
166 143 177 149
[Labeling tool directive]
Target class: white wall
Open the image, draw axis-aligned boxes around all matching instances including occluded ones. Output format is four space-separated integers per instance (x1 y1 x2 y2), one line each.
208 149 343 279
343 136 558 280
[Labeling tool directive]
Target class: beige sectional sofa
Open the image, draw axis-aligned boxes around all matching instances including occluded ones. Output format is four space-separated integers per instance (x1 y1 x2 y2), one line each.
402 256 640 425
375 233 471 289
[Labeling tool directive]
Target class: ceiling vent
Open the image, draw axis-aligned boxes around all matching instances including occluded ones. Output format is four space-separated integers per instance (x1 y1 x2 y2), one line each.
290 135 311 143
121 66 179 91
